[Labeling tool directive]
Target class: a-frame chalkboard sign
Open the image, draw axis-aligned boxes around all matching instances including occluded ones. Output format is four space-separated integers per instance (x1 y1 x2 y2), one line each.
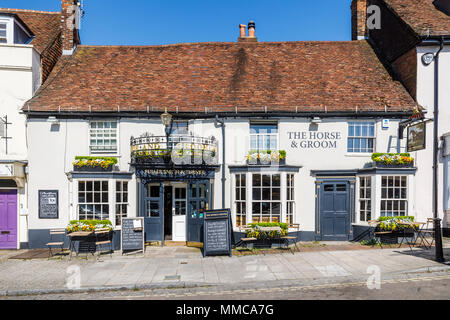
121 217 145 255
203 209 232 257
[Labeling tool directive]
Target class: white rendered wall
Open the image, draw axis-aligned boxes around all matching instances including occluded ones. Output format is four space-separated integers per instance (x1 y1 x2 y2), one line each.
27 116 410 237
416 46 450 227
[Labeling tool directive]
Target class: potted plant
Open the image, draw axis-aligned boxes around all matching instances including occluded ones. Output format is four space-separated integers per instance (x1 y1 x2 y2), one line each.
73 156 117 172
245 222 288 248
247 150 286 165
376 216 418 243
371 153 414 168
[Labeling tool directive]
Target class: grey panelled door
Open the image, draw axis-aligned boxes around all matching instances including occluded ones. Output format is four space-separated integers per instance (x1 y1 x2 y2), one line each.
320 181 350 240
143 184 164 243
187 181 209 245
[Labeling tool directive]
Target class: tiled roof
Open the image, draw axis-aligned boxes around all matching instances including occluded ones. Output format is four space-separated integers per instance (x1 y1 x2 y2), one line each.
383 0 450 36
0 8 61 53
25 41 417 114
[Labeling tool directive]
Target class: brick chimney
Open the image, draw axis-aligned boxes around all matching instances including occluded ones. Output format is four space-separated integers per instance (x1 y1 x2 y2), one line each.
351 0 368 40
61 0 81 55
238 21 258 43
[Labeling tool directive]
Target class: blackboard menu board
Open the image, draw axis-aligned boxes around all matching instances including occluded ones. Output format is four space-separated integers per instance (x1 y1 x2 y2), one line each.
121 218 145 254
39 190 59 219
203 209 232 257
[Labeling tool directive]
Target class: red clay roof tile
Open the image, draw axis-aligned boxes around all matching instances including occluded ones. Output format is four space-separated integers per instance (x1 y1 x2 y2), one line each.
25 41 417 113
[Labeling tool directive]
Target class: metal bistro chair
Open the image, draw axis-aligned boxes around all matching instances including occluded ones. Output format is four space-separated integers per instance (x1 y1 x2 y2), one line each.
46 228 66 259
94 228 113 260
281 224 300 253
415 218 435 249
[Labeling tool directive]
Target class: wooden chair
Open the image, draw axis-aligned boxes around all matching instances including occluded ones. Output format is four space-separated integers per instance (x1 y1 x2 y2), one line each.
281 224 300 253
367 220 396 248
237 225 256 250
94 228 113 260
46 229 66 259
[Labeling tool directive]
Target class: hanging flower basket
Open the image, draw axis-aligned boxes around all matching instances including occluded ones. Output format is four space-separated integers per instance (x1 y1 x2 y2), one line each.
371 153 414 168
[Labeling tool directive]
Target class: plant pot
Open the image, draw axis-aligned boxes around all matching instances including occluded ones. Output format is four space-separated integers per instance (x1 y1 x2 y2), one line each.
73 166 113 172
247 159 286 166
373 162 414 168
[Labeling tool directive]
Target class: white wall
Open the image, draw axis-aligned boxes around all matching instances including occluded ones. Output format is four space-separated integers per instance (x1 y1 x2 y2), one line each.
415 46 450 226
27 116 411 237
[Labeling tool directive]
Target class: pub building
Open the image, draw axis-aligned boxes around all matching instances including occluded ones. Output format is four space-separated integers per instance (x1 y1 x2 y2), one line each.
20 14 431 249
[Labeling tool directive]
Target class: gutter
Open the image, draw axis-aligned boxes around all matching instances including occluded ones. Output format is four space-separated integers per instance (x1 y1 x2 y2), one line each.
23 111 416 120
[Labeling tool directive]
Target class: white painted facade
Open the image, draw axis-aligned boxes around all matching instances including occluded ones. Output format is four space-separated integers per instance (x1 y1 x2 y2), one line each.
414 46 450 229
0 13 44 249
26 115 418 245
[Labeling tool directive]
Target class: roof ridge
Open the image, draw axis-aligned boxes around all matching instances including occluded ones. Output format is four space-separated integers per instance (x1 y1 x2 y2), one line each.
78 40 362 49
0 8 59 15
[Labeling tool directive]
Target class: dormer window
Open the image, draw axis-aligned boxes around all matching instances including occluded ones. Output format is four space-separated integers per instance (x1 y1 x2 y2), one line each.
0 22 7 43
0 16 33 45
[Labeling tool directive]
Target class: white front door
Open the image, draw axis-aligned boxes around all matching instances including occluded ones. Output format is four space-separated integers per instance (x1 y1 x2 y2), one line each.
172 186 187 241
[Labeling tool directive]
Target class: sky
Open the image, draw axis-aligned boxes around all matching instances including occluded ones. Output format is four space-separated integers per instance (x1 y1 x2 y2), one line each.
0 0 353 45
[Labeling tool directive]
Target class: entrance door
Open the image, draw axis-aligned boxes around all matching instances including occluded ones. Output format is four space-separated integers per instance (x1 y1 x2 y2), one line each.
0 189 17 249
164 186 173 240
319 181 350 240
172 186 187 242
187 181 209 246
143 184 164 243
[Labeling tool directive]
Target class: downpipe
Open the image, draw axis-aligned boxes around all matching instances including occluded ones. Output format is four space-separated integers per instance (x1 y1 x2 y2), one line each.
215 115 226 209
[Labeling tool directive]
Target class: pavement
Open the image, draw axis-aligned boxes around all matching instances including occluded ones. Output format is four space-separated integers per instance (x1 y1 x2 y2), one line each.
0 241 450 297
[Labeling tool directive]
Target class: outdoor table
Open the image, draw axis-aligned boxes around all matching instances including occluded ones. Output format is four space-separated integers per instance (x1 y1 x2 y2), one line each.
397 222 422 250
67 231 95 259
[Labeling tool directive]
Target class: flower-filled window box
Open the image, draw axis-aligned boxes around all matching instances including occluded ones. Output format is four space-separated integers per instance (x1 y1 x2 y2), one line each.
73 156 117 172
247 150 286 165
66 220 113 234
371 153 414 168
375 216 418 243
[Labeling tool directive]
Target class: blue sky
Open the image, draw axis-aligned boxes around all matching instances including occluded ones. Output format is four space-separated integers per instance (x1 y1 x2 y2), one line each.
1 0 353 45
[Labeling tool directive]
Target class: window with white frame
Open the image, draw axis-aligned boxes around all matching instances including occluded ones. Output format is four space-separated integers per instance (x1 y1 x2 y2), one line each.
286 174 295 224
170 122 189 136
0 22 7 43
348 122 375 153
90 121 118 153
235 173 247 227
250 123 278 151
359 176 372 222
115 181 128 225
78 181 109 220
380 176 408 217
252 173 281 223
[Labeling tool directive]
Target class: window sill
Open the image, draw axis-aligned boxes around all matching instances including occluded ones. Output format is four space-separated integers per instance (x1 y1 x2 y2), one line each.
345 153 372 158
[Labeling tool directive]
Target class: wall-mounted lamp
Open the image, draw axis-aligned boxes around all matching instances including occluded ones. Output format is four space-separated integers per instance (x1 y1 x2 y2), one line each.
422 53 435 66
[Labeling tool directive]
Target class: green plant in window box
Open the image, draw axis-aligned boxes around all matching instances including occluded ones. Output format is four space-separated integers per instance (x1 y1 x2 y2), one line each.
66 220 113 234
376 216 419 233
371 153 414 167
245 222 288 239
73 156 118 170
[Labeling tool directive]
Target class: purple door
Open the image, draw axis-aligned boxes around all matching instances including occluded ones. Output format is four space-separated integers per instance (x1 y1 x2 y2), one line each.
0 190 17 249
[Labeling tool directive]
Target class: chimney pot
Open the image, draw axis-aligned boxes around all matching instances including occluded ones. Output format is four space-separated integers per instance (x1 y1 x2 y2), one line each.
248 21 256 38
239 24 247 39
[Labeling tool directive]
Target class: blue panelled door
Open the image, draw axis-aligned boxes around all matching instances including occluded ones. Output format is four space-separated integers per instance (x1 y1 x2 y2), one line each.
319 181 350 240
143 183 164 244
187 181 209 245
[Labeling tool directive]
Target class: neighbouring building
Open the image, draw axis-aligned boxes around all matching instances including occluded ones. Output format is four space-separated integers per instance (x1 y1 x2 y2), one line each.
0 4 68 249
352 0 450 234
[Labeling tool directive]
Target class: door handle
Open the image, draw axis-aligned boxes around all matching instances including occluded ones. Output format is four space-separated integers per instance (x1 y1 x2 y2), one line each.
1 231 10 235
